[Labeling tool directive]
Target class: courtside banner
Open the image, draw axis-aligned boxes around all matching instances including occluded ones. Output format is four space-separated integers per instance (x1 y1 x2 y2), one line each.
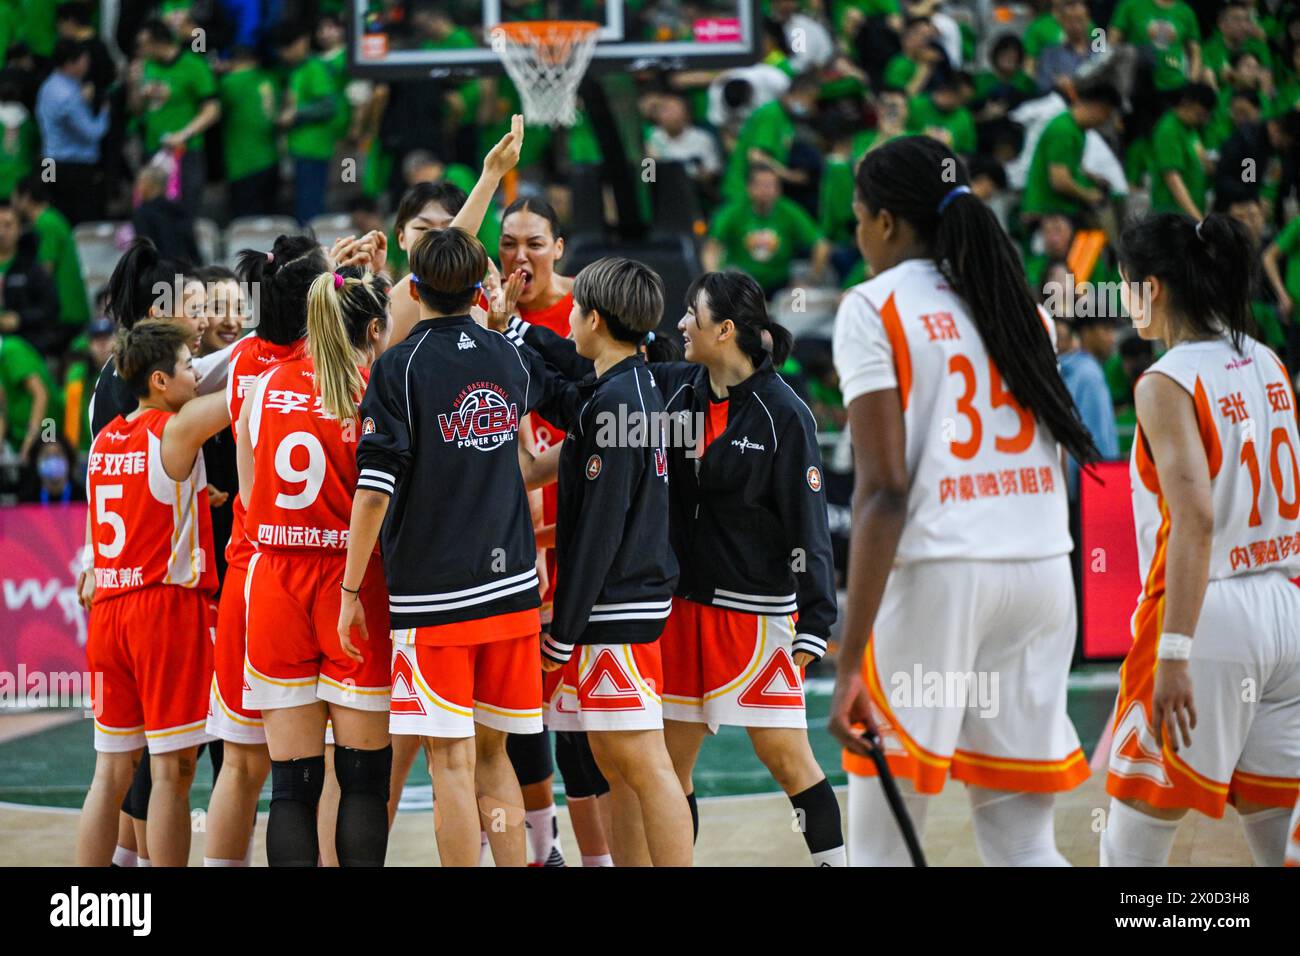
0 504 89 683
1079 462 1140 659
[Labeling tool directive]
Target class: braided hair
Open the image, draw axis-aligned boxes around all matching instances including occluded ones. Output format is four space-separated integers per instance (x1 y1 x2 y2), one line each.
855 135 1100 464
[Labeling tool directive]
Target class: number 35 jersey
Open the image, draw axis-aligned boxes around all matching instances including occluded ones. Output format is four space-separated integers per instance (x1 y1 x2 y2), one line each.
245 357 368 553
88 408 217 598
1132 336 1300 599
833 257 1070 564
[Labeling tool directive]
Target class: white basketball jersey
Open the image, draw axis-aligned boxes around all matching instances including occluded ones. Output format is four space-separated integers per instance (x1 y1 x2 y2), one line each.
833 258 1071 564
1132 335 1300 599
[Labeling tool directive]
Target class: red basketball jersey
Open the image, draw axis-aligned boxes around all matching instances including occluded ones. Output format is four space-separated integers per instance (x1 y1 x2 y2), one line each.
244 356 367 553
88 408 218 599
224 335 305 570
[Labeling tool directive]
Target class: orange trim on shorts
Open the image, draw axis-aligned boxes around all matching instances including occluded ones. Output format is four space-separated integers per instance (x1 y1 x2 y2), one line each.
402 608 541 647
950 748 1089 793
210 676 263 728
878 293 912 411
1229 769 1300 811
841 634 953 793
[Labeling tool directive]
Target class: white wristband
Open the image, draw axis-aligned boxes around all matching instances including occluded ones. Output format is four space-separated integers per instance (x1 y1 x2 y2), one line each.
1157 632 1194 661
79 545 94 573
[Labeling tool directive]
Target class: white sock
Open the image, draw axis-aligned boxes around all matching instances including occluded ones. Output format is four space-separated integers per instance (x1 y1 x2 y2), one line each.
203 856 248 867
243 836 255 867
811 846 847 867
478 830 489 867
581 853 614 867
136 857 152 867
846 772 930 866
525 805 563 866
1100 798 1180 867
1239 806 1290 867
968 786 1069 867
111 846 138 868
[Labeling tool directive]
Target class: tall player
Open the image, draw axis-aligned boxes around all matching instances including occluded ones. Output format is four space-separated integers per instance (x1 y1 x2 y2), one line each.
830 136 1101 866
500 270 845 866
1101 213 1300 867
236 267 395 867
76 321 231 866
202 235 322 866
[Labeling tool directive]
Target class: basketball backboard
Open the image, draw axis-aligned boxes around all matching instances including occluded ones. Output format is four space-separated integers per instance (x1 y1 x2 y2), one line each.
349 0 762 79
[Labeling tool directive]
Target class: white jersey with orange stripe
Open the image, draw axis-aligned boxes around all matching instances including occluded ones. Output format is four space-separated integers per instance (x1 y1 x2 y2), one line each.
833 257 1071 564
1131 334 1300 600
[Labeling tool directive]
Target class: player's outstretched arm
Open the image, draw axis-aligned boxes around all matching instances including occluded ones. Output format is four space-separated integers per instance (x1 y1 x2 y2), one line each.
519 441 562 490
1135 372 1211 752
451 113 524 238
160 391 231 482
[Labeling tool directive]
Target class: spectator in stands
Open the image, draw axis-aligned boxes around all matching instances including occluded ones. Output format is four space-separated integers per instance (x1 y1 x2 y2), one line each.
13 177 88 338
706 63 792 143
274 22 339 225
1020 83 1122 223
132 164 201 265
401 150 443 188
646 94 722 201
1263 194 1300 372
1057 314 1120 497
56 3 116 104
853 87 910 160
1022 0 1068 80
20 433 83 504
130 18 221 212
1036 0 1102 94
0 74 35 202
1203 1 1274 88
882 17 946 96
35 38 110 225
769 0 836 74
1025 211 1077 296
909 72 976 156
62 308 113 460
1214 92 1299 204
0 320 54 462
219 44 279 218
705 163 830 298
0 201 61 355
1147 81 1216 219
348 195 385 244
972 34 1036 120
1108 0 1203 96
721 73 820 204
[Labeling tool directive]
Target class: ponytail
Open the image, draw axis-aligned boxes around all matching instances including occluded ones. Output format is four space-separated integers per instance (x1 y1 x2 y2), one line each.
306 267 391 423
855 136 1101 465
1117 212 1256 351
685 270 792 367
236 233 328 345
106 238 194 330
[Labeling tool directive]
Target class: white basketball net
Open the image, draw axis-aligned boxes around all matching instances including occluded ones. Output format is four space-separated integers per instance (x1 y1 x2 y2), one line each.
492 21 600 128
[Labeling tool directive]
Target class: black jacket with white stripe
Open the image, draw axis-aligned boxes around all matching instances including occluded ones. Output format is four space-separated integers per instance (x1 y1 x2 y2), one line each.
356 315 564 630
507 316 836 660
537 352 678 664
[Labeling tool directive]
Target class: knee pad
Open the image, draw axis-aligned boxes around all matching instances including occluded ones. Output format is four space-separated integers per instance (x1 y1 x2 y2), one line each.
554 731 610 799
120 755 152 821
506 730 554 787
333 744 393 802
968 787 1069 867
270 755 326 807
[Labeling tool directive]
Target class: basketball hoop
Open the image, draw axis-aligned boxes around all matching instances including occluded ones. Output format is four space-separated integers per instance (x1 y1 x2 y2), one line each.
491 21 600 128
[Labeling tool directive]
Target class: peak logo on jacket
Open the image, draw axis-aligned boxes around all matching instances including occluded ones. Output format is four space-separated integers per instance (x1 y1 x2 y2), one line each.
437 381 519 451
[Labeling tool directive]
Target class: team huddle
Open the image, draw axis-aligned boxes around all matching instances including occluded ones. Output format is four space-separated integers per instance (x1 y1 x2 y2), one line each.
69 119 1300 868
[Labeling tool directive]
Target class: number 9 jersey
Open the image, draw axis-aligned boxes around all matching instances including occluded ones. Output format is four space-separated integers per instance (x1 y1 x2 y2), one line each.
833 257 1070 564
243 357 367 552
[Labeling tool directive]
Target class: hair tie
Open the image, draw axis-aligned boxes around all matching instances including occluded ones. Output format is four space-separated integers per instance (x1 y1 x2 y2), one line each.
643 331 655 345
333 272 345 290
266 251 274 263
937 185 971 215
1195 219 1205 241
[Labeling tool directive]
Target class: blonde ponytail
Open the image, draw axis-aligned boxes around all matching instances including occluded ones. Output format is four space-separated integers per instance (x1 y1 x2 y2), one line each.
307 271 365 424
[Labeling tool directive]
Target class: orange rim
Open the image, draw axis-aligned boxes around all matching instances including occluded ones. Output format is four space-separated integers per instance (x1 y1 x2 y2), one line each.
494 20 601 41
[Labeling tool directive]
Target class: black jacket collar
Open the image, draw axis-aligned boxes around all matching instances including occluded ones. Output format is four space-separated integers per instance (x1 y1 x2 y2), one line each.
708 354 776 404
409 314 477 338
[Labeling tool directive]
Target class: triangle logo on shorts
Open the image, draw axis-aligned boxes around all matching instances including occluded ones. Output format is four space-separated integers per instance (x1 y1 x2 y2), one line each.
390 649 427 716
578 648 644 711
242 677 252 694
738 648 804 709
